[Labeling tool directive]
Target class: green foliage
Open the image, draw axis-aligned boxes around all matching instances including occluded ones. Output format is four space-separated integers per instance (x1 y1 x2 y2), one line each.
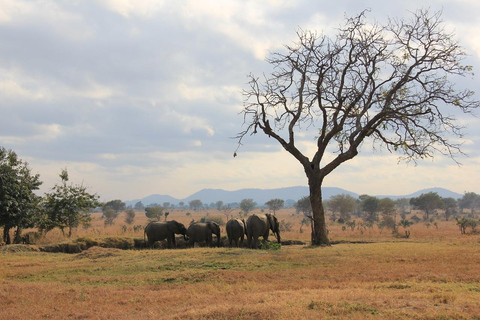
189 199 203 211
456 217 478 234
360 195 379 223
259 241 281 250
134 201 145 210
458 192 480 214
103 207 118 226
327 194 357 222
410 192 444 220
294 196 312 216
0 147 43 244
124 209 135 225
442 197 458 221
398 219 413 229
265 198 284 215
43 168 101 237
145 206 164 221
103 200 126 213
239 198 256 214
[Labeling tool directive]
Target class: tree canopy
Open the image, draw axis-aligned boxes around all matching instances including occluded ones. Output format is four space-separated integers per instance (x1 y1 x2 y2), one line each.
265 198 284 216
0 147 42 244
236 9 479 245
43 169 101 237
239 198 257 215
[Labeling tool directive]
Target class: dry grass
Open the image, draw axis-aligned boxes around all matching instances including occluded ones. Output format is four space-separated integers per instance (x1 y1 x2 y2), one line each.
1 208 479 319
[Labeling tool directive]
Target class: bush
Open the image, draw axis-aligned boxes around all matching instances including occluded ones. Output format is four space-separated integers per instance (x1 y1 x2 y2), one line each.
260 241 281 251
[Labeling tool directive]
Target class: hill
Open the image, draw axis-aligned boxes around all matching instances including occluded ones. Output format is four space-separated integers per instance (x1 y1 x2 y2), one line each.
125 186 463 207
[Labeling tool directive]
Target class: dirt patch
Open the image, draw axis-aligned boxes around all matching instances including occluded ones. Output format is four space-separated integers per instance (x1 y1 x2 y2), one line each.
75 246 123 259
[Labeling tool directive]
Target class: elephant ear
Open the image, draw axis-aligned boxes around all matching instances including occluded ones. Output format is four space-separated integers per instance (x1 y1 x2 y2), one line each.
208 222 219 233
166 221 179 233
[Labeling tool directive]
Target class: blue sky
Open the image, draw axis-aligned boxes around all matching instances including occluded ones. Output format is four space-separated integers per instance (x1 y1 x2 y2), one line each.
1 0 479 201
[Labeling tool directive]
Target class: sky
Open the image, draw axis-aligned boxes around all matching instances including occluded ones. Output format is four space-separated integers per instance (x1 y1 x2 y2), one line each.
1 0 479 202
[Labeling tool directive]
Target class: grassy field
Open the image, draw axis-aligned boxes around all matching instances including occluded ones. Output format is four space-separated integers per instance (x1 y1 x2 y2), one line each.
1 209 479 319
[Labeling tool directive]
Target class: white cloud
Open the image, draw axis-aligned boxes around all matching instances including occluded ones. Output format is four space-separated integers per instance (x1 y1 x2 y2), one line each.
99 0 165 18
0 0 32 23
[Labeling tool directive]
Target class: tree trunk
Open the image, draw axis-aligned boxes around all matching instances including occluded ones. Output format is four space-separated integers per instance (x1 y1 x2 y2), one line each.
14 226 22 244
3 227 11 244
308 175 330 246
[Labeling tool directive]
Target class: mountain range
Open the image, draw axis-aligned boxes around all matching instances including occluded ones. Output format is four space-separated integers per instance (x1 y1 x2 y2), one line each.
125 186 464 207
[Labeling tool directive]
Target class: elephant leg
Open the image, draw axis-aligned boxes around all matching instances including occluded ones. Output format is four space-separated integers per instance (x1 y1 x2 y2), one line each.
166 237 172 249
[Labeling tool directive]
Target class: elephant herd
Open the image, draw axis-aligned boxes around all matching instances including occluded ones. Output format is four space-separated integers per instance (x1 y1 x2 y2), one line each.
143 213 281 249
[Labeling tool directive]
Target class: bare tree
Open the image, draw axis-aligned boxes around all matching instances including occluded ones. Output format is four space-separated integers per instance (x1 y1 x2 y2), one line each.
236 10 478 245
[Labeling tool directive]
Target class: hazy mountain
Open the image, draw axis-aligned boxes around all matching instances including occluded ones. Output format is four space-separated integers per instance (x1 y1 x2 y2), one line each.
125 186 464 208
376 187 463 200
126 186 356 207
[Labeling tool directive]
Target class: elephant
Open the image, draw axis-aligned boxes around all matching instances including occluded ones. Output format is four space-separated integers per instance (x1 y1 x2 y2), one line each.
246 213 281 249
186 222 221 247
144 220 188 248
226 218 246 247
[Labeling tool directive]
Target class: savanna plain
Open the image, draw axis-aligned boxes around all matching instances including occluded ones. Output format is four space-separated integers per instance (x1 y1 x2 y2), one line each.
1 208 479 319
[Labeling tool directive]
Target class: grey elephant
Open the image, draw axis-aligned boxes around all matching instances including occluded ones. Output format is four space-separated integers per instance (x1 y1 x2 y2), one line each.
187 222 221 247
144 220 188 248
226 218 246 247
246 213 281 249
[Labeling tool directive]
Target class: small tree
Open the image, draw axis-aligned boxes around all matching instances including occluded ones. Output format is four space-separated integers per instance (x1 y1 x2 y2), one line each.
410 192 444 220
442 197 458 221
395 198 411 215
124 208 135 225
236 10 479 245
189 199 203 211
103 200 126 213
134 201 145 211
360 195 379 223
43 169 101 237
328 194 357 222
103 207 117 226
239 198 256 215
265 198 284 216
216 201 224 211
145 206 164 221
458 192 480 215
378 198 397 231
294 196 312 217
0 148 43 244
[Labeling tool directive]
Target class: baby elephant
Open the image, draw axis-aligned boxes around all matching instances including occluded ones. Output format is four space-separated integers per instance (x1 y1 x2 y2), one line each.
144 220 188 249
187 221 221 247
226 218 246 247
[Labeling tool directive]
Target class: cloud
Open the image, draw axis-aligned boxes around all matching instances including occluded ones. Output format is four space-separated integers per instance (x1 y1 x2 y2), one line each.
1 0 479 201
99 0 165 19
